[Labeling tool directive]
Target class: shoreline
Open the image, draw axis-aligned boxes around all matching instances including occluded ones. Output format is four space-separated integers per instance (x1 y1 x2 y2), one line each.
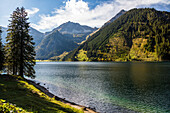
26 79 97 113
26 79 138 113
36 60 170 63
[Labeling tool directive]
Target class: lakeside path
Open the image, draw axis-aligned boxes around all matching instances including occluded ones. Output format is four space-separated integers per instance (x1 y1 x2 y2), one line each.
27 79 97 113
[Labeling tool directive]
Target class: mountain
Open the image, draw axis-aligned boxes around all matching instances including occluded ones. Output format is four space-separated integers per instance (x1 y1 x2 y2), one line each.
54 21 98 44
35 22 97 60
102 9 126 27
29 27 44 46
36 30 78 60
63 8 170 61
0 26 44 46
81 9 126 44
56 21 97 34
0 27 7 43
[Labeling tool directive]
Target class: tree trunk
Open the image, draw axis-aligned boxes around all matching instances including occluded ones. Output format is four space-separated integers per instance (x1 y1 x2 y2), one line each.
19 31 24 78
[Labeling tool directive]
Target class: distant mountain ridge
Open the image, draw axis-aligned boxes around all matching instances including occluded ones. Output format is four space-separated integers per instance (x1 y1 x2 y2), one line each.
29 27 44 46
36 30 78 59
0 27 7 43
55 21 97 34
1 21 99 60
35 21 98 60
0 26 44 46
33 10 127 60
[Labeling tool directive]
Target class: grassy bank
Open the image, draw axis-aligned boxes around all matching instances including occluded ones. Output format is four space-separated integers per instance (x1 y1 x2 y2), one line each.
0 74 84 113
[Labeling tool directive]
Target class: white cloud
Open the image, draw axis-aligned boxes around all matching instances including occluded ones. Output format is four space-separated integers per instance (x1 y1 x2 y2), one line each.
26 8 39 17
31 0 169 32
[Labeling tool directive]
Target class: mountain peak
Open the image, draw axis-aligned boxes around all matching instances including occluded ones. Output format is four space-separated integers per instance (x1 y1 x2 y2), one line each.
120 9 126 13
55 21 97 34
61 21 81 27
102 9 126 27
66 21 76 24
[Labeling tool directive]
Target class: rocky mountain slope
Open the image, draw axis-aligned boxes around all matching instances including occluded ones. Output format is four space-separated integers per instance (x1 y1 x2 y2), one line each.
56 21 97 34
29 27 44 46
55 21 98 44
35 21 97 60
36 30 78 59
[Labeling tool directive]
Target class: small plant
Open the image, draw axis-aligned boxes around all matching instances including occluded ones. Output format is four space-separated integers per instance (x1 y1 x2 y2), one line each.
0 99 27 113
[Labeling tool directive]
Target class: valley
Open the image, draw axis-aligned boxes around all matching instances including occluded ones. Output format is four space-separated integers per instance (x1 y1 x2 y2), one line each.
1 8 169 61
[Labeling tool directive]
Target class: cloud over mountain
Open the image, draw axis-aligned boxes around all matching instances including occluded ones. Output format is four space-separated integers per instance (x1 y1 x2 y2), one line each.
31 0 170 32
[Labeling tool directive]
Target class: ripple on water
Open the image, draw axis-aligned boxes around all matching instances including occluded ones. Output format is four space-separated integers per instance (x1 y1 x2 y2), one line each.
32 62 170 113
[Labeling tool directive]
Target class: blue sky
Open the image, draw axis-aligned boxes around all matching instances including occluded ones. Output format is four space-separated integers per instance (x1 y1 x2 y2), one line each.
0 0 170 32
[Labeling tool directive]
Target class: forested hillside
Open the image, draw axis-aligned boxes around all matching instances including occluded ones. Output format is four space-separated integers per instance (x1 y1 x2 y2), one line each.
63 8 170 61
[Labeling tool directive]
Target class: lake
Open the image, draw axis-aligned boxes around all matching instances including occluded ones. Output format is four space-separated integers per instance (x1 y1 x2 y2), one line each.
31 62 170 113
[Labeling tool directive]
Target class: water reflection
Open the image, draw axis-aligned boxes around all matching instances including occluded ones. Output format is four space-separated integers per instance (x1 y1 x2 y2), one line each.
33 62 170 113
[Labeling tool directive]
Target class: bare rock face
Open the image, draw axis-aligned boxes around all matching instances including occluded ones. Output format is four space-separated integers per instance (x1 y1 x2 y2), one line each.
55 21 97 34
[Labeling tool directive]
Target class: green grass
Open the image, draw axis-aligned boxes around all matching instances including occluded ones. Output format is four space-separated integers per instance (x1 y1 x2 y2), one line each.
0 74 84 113
0 99 27 113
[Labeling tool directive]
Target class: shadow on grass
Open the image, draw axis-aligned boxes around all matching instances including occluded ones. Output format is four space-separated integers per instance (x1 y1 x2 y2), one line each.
0 74 82 113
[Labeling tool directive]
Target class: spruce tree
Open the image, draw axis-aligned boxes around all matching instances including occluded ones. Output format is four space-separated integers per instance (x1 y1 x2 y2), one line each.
5 7 36 78
0 28 5 72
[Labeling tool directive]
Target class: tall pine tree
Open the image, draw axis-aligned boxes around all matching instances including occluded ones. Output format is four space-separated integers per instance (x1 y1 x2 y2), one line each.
5 7 36 78
0 27 5 72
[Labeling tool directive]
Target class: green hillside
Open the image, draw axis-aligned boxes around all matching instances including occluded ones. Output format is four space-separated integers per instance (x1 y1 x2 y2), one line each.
63 8 170 61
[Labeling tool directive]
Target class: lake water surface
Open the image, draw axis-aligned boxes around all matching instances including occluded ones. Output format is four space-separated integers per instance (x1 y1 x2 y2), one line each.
32 62 170 113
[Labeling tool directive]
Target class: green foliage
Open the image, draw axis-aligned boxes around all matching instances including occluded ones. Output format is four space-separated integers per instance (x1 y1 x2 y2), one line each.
0 74 83 113
76 49 89 61
0 28 5 71
64 8 170 61
156 39 170 60
144 34 155 52
49 51 69 61
0 99 27 113
5 7 36 78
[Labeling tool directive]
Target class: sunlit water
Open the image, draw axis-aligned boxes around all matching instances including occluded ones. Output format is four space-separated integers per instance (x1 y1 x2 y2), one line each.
31 62 170 113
